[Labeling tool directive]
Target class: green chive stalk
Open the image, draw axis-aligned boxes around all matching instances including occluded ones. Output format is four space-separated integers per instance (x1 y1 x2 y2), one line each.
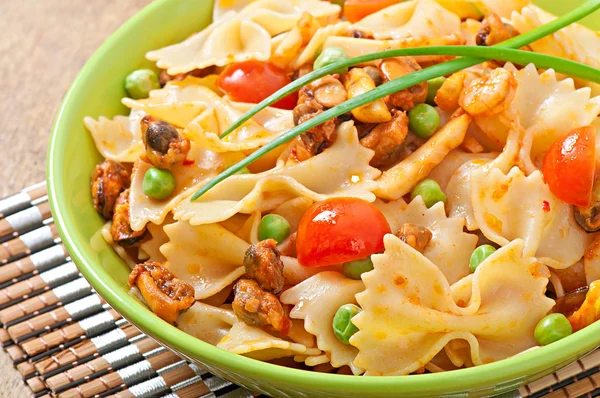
191 0 600 201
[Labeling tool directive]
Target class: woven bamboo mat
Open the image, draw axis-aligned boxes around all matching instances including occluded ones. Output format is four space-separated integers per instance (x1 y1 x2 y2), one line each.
1 183 598 398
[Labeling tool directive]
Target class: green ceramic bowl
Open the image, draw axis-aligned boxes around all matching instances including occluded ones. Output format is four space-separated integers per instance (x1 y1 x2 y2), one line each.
47 1 600 397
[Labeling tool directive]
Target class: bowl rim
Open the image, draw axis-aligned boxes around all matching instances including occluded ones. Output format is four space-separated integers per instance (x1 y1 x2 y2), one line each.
47 0 600 394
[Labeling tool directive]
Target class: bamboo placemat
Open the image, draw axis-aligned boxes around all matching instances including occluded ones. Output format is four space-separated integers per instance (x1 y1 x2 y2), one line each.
1 183 598 398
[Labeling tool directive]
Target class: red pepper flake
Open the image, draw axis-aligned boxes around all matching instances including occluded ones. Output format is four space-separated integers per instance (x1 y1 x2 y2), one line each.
542 200 551 212
182 159 195 166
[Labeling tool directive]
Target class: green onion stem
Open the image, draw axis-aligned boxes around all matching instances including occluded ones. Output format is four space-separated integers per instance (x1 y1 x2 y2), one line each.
191 0 600 201
220 0 600 140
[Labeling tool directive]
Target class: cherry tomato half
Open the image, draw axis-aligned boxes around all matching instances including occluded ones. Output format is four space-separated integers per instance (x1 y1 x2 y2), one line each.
343 0 403 23
542 126 596 207
296 197 391 267
216 60 297 110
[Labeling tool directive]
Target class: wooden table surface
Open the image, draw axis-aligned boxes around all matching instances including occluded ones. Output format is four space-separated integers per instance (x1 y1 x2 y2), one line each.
0 1 153 395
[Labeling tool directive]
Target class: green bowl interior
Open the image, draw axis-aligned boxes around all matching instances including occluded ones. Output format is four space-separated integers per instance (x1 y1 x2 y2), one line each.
47 0 600 396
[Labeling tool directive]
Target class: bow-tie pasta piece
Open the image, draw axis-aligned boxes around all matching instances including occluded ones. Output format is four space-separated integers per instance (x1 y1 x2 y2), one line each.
512 5 600 71
122 78 221 128
128 141 242 231
281 256 342 286
505 64 600 163
374 197 477 284
146 0 341 75
185 99 293 153
446 159 490 231
351 236 554 375
160 221 247 300
138 215 174 263
220 211 261 244
178 302 238 345
352 0 461 40
427 149 496 191
470 64 600 167
375 113 471 200
84 109 145 163
471 166 590 268
217 322 322 361
174 121 381 225
280 272 365 374
271 197 313 234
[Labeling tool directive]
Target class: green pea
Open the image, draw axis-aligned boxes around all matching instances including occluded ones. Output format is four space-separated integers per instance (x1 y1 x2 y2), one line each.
408 103 440 138
124 69 160 99
142 167 176 200
342 257 374 280
314 46 349 76
258 214 291 244
469 245 496 273
534 313 572 346
332 304 361 345
426 76 446 105
410 179 446 208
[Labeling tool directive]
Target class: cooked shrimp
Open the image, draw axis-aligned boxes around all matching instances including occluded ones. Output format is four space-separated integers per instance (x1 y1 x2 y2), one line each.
141 115 190 168
111 189 148 247
435 72 467 112
128 261 195 324
244 239 285 294
397 223 432 253
232 279 291 336
91 160 130 219
459 68 517 118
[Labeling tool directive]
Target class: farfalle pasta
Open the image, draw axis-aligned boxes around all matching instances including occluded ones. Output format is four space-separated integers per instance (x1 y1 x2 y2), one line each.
281 272 365 374
351 237 554 375
352 0 461 40
146 0 341 74
85 0 600 378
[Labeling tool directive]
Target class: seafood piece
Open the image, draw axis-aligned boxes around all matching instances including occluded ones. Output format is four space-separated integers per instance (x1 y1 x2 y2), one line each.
129 261 195 323
140 115 190 168
232 279 291 336
342 68 392 124
397 223 432 253
111 189 148 247
359 110 409 168
244 239 285 294
91 160 130 219
459 68 517 118
379 57 427 111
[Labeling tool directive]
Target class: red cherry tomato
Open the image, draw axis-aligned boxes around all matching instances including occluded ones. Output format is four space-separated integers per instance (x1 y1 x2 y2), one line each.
296 197 391 267
216 60 297 110
542 126 596 207
343 0 403 23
